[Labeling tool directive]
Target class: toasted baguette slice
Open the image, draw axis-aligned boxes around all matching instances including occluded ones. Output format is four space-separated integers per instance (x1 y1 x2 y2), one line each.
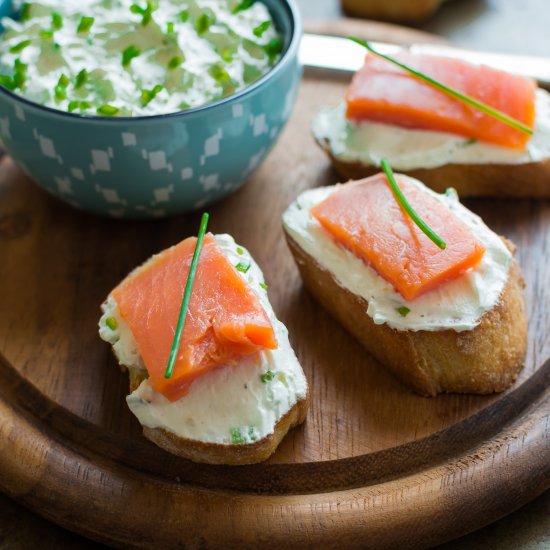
314 90 550 198
99 234 309 465
341 0 444 23
283 181 527 396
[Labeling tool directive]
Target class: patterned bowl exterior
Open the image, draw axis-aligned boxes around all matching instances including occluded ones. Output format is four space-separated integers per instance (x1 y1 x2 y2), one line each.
0 0 301 219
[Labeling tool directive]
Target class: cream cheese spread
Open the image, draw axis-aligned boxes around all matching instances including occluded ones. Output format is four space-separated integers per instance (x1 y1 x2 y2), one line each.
312 89 550 170
0 0 282 116
99 234 308 445
283 179 512 332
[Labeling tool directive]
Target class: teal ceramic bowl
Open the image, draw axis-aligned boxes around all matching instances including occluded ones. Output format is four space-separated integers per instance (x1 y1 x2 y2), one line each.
0 0 301 218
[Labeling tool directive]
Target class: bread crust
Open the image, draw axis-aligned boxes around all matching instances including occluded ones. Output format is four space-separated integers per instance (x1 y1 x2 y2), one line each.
128 368 309 465
285 232 527 396
319 138 550 198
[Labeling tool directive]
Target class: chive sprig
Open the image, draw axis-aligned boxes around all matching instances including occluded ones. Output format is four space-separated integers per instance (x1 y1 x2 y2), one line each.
348 37 533 137
164 212 210 379
380 159 446 250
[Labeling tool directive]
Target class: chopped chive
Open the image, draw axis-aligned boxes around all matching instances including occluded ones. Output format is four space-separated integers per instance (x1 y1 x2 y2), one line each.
77 16 94 33
68 100 79 112
54 87 66 100
259 282 268 290
209 63 231 83
164 212 209 379
253 20 270 37
248 426 257 441
348 37 533 137
96 104 119 116
167 55 183 70
396 306 411 317
236 247 244 255
195 12 213 35
380 159 446 250
232 0 254 14
235 262 250 273
19 2 32 21
263 37 283 61
105 316 118 330
219 48 233 62
230 427 245 444
260 370 274 383
75 68 88 88
131 0 157 25
51 11 63 30
39 29 53 39
57 73 70 88
69 100 91 112
13 71 25 88
122 45 141 67
140 84 163 106
9 39 31 54
0 75 15 90
14 59 27 72
178 9 189 22
166 21 174 33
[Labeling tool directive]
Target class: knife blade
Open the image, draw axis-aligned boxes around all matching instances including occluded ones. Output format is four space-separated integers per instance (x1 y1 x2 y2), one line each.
299 33 550 89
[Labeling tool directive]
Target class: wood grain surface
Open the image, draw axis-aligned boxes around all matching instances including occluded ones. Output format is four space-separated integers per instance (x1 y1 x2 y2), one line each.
0 19 548 549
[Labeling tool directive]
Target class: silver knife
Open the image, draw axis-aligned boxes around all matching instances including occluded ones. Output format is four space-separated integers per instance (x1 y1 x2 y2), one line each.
299 33 550 89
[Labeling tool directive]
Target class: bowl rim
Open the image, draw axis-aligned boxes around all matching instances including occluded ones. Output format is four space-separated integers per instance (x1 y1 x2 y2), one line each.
0 0 302 123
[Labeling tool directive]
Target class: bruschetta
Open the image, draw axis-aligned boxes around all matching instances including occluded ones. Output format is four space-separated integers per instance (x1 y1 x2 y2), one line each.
283 173 527 396
313 52 550 197
99 233 309 464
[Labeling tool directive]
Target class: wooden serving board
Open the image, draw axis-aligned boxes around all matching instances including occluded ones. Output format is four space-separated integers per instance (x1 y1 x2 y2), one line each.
0 19 549 550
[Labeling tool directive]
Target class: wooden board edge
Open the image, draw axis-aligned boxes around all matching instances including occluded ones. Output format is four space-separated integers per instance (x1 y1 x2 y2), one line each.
0 354 548 549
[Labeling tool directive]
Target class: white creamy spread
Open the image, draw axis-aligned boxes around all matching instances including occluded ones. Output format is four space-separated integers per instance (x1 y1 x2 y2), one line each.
283 179 512 332
0 0 281 116
99 234 307 445
312 89 550 170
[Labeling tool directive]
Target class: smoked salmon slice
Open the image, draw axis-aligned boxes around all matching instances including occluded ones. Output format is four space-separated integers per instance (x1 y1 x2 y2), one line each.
112 234 277 402
311 174 486 301
345 52 536 149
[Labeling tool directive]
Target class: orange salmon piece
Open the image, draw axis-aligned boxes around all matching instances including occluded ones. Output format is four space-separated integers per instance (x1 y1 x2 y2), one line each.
311 174 486 301
112 234 277 401
345 52 536 149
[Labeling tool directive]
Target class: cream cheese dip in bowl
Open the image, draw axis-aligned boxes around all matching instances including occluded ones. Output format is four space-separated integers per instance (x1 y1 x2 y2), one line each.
0 0 301 218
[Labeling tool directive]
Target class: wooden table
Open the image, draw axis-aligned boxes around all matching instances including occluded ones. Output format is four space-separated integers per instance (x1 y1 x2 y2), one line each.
1 0 549 548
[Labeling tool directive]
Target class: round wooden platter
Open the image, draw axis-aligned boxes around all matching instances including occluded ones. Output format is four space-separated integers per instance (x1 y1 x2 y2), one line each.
0 19 549 550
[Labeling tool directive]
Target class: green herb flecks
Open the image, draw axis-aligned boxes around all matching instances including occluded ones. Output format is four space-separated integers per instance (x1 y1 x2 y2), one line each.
164 212 210 379
260 370 275 383
105 316 118 330
68 100 92 112
54 73 70 100
51 11 63 30
219 48 233 63
348 37 533 138
0 75 15 90
230 427 246 444
461 138 477 147
253 20 270 37
195 12 214 35
259 282 268 290
19 3 32 22
75 68 88 89
9 39 31 54
396 306 411 317
166 21 174 34
248 426 257 441
130 0 158 26
235 262 250 273
39 29 53 39
122 45 141 68
236 247 244 255
13 59 27 89
178 9 189 22
380 159 446 250
96 104 119 116
168 55 183 70
140 84 163 106
77 16 94 33
263 37 283 62
232 0 254 14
